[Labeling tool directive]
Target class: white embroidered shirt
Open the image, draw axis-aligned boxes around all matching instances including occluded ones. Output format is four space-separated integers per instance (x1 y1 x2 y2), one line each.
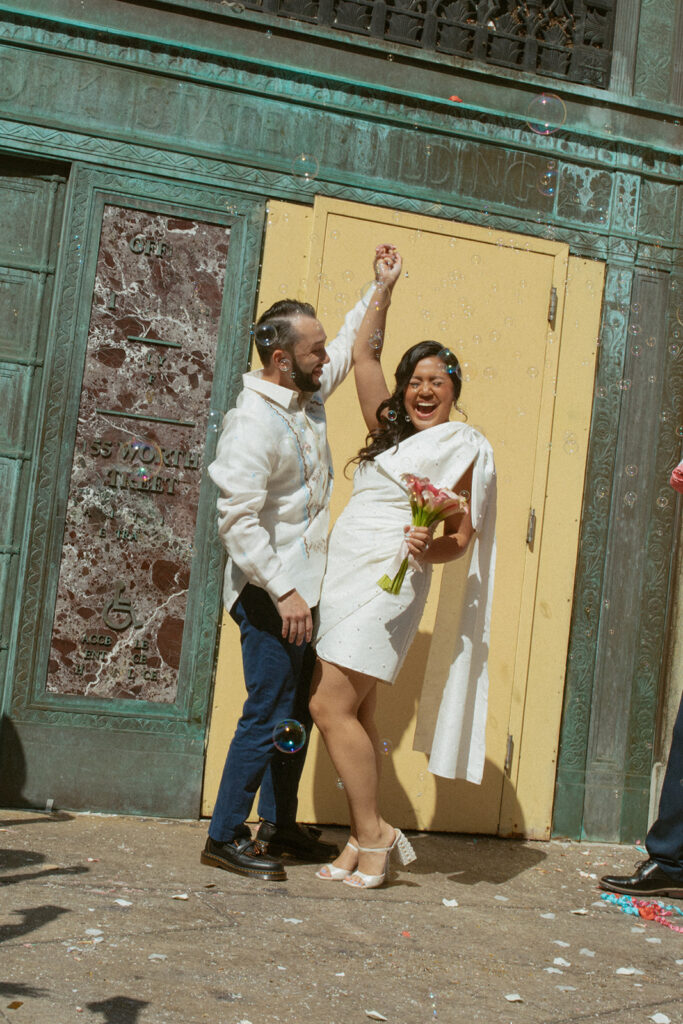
208 297 368 611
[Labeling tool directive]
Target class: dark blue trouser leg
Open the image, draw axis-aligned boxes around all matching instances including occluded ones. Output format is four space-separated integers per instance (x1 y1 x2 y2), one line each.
208 584 315 843
646 691 683 880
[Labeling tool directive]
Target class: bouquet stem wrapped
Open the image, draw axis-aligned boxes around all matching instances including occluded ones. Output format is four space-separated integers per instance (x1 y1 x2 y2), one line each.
378 474 468 594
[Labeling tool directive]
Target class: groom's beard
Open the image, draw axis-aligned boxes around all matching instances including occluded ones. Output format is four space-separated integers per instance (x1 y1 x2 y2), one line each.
291 355 321 394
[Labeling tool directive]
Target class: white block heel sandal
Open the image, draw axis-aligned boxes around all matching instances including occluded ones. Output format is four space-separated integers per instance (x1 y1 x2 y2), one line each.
343 830 416 890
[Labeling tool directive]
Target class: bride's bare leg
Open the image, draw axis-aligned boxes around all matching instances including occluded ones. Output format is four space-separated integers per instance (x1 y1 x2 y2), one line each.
310 659 394 878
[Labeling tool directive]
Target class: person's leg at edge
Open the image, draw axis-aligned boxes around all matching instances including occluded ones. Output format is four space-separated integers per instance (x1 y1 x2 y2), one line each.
310 658 395 879
646 690 683 880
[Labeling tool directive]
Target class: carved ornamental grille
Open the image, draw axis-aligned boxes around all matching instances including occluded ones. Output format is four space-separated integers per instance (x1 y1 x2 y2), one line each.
234 0 616 88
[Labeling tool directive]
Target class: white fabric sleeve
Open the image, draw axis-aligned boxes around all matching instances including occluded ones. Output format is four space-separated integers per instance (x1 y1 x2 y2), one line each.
207 408 295 603
319 293 371 401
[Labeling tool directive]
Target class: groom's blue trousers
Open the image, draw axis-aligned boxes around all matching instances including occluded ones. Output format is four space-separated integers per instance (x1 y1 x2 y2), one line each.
208 583 315 843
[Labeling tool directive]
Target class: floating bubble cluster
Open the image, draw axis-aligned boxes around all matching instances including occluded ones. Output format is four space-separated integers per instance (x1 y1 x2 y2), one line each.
368 329 384 351
537 161 558 197
272 719 307 754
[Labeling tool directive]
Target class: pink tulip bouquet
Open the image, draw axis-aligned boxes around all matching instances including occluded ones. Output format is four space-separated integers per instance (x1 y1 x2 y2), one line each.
378 474 469 594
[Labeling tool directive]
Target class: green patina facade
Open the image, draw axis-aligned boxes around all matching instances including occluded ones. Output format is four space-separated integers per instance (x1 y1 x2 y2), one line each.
0 0 680 837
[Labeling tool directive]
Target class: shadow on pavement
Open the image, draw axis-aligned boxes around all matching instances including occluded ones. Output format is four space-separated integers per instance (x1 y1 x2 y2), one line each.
0 813 74 827
0 905 70 944
0 864 90 887
87 996 150 1023
0 981 50 998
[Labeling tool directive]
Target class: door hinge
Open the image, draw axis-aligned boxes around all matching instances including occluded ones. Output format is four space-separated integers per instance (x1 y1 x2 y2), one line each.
526 507 536 548
548 286 558 325
504 734 514 777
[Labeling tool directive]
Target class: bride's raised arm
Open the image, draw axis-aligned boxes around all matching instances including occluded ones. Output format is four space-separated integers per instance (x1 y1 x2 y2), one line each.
352 244 402 432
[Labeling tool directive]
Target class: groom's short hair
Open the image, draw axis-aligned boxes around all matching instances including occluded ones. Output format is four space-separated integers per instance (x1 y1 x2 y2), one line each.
254 299 317 366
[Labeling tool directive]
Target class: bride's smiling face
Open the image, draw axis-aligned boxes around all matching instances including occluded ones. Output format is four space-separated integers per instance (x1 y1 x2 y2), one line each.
403 356 455 431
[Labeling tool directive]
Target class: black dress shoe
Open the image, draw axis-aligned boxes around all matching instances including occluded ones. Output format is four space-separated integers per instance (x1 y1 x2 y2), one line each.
256 820 339 863
600 859 683 899
200 835 287 881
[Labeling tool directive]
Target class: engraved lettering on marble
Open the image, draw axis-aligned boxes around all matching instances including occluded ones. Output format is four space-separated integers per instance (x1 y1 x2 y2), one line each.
47 205 230 702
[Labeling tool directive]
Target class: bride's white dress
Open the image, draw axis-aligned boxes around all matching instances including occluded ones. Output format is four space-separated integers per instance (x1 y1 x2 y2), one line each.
315 458 433 683
316 421 497 783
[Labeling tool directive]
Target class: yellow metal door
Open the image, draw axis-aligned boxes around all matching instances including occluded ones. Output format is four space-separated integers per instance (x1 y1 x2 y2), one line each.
203 198 604 838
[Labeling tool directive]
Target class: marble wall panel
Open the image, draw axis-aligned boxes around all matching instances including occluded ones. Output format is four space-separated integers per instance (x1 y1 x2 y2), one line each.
47 205 230 703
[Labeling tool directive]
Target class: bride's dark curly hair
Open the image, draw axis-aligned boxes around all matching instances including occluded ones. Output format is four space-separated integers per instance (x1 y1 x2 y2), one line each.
351 341 463 467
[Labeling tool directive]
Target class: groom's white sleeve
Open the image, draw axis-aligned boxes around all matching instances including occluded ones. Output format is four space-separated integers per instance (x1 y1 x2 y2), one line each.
319 294 371 401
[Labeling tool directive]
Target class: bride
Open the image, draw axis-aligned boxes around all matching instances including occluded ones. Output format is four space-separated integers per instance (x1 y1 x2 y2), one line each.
310 273 496 891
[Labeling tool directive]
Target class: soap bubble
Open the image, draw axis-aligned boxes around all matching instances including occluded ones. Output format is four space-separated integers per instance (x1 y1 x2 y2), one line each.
436 348 462 379
207 409 223 433
359 280 391 312
669 344 680 357
459 360 477 382
537 165 557 197
253 323 278 347
623 491 637 508
625 465 638 477
272 719 307 754
368 329 383 350
632 344 642 357
527 366 539 378
631 302 641 315
471 254 481 265
386 409 398 422
122 438 163 485
291 153 319 181
381 739 392 756
527 93 567 135
617 378 631 391
336 777 345 789
656 495 669 509
629 324 641 336
482 366 497 380
563 434 578 455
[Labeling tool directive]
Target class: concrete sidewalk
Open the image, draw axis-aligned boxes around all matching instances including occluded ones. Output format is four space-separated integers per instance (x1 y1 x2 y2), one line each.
0 809 681 1024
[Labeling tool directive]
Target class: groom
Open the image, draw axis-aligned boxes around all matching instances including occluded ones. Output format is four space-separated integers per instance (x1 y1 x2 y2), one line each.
202 246 401 881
